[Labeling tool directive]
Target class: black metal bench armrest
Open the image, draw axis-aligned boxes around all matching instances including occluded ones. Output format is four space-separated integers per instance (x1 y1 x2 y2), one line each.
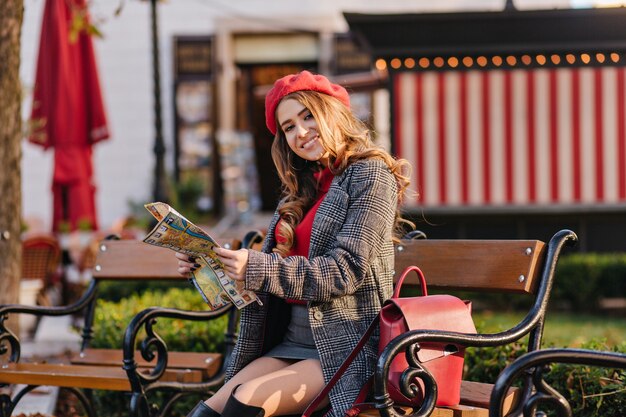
0 280 98 362
0 279 97 318
489 348 626 417
121 304 238 391
373 328 543 417
402 230 427 240
373 229 578 417
242 229 265 250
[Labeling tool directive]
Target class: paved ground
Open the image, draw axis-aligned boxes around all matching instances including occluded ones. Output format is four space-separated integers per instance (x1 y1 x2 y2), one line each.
12 315 81 416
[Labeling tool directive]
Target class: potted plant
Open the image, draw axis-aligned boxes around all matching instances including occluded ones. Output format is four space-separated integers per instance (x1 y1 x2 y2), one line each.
76 217 94 247
56 220 72 250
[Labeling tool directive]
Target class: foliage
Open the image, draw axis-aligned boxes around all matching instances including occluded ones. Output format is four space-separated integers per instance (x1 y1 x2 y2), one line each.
77 217 94 231
97 279 189 302
552 253 626 313
170 173 212 223
543 340 626 417
68 2 103 41
176 174 205 210
125 198 154 232
57 220 71 234
464 340 528 383
91 287 228 352
463 330 625 417
89 286 229 416
90 392 200 417
123 172 212 234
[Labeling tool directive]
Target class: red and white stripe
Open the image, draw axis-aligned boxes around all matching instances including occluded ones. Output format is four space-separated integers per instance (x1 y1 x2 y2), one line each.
393 67 626 208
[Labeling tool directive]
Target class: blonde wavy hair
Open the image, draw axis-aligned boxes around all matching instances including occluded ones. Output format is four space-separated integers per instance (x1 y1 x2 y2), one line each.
270 90 413 257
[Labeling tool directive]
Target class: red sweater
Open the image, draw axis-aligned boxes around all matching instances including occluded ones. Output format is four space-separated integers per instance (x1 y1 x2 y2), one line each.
275 167 334 304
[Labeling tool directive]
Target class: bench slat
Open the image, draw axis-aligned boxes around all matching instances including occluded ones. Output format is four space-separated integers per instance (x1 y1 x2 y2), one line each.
0 363 203 391
394 240 545 293
92 239 232 281
459 381 519 411
358 381 518 417
446 405 488 417
93 240 184 280
70 348 222 378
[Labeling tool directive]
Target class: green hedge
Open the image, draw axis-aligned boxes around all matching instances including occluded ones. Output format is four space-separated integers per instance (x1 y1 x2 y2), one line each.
552 253 626 313
89 286 229 416
464 340 626 417
96 279 190 302
545 340 626 417
92 286 228 353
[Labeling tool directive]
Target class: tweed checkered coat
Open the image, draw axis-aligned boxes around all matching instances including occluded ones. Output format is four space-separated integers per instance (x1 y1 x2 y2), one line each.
225 159 397 417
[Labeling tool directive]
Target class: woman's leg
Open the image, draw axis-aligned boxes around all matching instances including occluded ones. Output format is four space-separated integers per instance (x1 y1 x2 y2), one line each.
229 358 329 417
205 357 296 412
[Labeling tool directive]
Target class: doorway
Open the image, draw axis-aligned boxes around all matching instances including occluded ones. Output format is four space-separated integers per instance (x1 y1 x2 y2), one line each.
237 63 317 211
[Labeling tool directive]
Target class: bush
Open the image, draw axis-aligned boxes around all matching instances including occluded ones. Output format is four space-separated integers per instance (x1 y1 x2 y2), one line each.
92 286 228 352
463 338 625 417
552 253 626 312
97 279 190 302
544 340 626 417
464 341 528 383
89 286 229 416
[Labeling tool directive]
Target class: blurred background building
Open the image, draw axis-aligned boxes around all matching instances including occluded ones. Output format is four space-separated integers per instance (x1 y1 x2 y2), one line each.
19 0 626 250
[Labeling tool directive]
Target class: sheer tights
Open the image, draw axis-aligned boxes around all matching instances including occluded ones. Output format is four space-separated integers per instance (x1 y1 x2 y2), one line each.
205 357 329 417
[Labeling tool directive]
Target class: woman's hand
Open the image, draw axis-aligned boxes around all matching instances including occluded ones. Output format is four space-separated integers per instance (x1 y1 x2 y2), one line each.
214 247 249 282
175 252 201 277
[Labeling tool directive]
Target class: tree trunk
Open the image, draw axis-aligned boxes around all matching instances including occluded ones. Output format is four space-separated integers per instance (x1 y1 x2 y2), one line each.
0 0 24 311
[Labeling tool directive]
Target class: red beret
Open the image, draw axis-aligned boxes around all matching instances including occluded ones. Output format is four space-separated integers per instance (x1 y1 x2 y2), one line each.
265 70 351 135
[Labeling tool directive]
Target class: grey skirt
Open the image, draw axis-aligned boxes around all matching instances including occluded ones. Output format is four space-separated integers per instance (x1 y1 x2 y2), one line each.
264 304 320 360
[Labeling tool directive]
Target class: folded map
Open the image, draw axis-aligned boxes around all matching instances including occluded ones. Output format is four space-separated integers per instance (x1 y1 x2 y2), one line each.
142 202 260 310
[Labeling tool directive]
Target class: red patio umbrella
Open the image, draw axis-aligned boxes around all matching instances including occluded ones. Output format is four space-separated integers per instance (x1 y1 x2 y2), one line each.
29 0 110 232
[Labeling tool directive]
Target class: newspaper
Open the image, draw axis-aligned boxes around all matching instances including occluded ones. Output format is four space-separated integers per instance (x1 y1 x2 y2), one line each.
142 202 260 310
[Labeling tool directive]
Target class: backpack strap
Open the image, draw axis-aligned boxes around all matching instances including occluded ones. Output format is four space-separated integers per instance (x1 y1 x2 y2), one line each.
302 314 380 417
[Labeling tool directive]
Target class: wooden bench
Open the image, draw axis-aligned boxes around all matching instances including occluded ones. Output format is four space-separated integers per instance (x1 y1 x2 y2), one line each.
0 230 265 417
70 349 221 380
361 229 578 417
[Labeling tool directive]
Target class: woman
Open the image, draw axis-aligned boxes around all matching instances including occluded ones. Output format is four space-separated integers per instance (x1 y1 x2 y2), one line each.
176 70 412 417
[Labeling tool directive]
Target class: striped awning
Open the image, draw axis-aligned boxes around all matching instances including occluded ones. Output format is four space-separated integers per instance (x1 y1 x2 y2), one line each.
393 67 626 209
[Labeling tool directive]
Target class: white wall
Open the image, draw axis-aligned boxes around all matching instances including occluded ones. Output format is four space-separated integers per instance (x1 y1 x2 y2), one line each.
19 0 572 232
